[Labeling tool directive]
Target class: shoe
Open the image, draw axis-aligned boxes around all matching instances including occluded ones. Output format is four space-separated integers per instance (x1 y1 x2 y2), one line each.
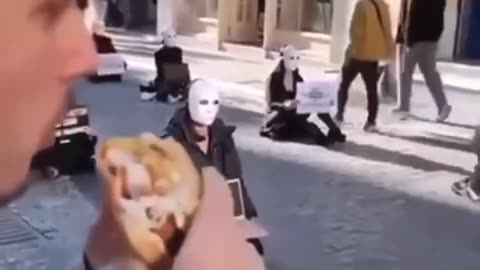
259 129 272 138
328 129 347 143
167 94 181 104
140 91 157 101
334 113 344 126
452 178 470 196
392 108 410 120
436 104 452 122
363 122 379 133
44 166 60 179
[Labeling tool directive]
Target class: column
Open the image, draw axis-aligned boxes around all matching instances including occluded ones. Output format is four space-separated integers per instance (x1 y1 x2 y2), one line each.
328 0 357 64
157 0 174 36
262 0 278 51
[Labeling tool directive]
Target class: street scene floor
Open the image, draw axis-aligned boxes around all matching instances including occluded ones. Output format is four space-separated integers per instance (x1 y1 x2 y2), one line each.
2 32 480 269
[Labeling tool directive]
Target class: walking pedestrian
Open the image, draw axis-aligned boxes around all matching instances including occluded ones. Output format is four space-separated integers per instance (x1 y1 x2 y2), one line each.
335 0 394 132
393 0 451 122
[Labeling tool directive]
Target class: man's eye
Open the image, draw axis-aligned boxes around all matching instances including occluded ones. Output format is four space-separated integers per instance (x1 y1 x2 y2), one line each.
76 0 88 10
213 100 220 105
199 100 209 105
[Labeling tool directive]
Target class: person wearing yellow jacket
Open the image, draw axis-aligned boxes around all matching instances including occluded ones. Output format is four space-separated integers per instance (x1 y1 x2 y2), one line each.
335 0 394 132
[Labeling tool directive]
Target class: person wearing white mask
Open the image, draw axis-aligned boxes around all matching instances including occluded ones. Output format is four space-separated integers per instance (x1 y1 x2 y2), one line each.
261 45 346 145
162 79 264 256
140 28 185 102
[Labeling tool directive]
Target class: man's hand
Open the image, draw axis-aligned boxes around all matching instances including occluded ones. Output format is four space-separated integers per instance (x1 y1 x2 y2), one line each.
284 99 299 110
172 167 266 270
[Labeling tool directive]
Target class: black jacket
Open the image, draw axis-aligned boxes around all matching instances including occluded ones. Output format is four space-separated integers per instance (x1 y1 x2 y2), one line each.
268 61 304 111
397 0 446 46
162 108 258 219
154 46 183 81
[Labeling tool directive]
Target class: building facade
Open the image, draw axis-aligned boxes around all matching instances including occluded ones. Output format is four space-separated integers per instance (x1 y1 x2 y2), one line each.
89 0 480 63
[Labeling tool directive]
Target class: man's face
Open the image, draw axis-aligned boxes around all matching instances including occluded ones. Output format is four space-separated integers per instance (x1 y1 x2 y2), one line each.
0 0 97 203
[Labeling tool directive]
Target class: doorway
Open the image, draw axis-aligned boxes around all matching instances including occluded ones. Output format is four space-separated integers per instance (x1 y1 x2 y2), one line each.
455 0 480 59
218 0 264 46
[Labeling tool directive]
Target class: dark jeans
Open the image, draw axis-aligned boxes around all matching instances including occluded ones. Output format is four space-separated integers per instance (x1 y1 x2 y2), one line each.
337 58 380 124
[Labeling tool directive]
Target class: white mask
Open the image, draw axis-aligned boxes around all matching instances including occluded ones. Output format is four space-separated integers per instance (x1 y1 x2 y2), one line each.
162 29 177 47
188 80 220 126
281 45 300 71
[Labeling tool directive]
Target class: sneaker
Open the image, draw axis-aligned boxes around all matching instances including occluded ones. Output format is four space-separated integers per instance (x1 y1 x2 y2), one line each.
140 92 157 101
452 178 470 196
436 104 452 122
392 108 410 120
363 122 379 133
466 185 480 202
334 113 344 126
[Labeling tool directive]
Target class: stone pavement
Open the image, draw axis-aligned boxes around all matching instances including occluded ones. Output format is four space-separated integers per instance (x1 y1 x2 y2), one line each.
72 77 480 270
0 174 97 270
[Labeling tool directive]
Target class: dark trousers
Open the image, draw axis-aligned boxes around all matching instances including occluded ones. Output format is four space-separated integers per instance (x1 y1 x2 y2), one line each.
337 59 380 124
469 127 480 194
263 109 327 141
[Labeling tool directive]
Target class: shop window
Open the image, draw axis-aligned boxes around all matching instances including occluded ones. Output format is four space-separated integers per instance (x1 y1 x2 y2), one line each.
301 0 333 34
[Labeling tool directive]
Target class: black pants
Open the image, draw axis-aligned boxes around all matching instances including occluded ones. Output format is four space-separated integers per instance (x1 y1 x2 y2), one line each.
263 109 327 141
337 59 380 124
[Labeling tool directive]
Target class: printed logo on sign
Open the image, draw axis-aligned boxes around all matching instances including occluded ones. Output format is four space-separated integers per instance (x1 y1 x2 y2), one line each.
307 87 325 99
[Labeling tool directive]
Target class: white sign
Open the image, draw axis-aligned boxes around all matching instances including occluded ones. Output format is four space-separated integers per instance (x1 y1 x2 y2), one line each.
296 75 337 114
97 53 126 76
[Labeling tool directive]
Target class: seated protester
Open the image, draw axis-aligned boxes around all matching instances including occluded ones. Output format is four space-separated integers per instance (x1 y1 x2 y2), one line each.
140 29 186 103
260 45 346 145
89 21 126 82
162 79 264 256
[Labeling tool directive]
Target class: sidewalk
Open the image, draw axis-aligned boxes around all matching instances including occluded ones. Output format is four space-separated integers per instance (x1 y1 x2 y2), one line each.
110 29 480 92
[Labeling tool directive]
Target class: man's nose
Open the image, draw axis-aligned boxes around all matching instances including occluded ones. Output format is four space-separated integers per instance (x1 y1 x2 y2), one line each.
61 27 98 81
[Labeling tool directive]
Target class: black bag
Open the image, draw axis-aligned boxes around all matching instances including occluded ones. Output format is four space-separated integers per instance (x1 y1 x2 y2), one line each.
31 106 97 176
